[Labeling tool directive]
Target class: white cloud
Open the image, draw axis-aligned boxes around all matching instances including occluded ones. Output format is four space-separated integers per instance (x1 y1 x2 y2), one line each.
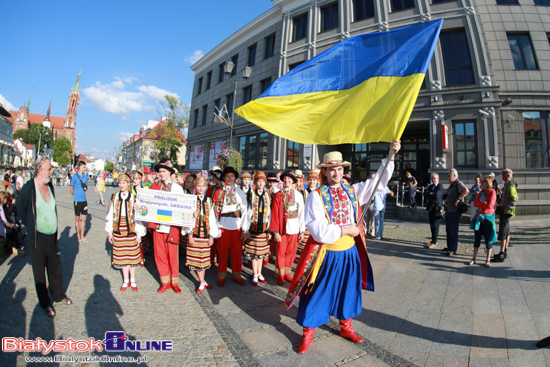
0 94 16 111
82 77 179 118
185 50 204 64
115 132 134 142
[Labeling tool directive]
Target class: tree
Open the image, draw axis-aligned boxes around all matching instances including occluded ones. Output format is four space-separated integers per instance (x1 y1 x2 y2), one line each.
14 123 53 154
105 162 115 172
52 137 72 166
150 95 190 164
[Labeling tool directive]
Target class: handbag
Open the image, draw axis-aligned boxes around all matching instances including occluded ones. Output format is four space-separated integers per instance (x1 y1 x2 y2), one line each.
453 180 468 214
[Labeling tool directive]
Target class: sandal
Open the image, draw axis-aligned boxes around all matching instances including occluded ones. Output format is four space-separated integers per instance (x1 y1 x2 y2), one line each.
44 306 56 317
81 238 88 242
55 297 73 305
484 261 491 268
469 259 475 265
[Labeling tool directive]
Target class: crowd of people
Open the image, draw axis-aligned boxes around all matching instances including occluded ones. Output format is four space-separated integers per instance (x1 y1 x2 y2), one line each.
4 139 529 350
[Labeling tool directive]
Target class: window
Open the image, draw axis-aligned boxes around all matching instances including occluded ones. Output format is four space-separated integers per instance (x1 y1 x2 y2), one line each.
248 44 257 66
261 78 272 93
391 0 415 12
353 0 374 21
230 55 238 77
321 3 339 32
193 108 199 128
432 0 454 3
534 0 550 5
197 77 203 95
440 30 475 85
218 63 225 83
287 140 300 168
206 71 212 90
454 121 476 167
496 0 518 4
523 111 550 168
202 105 208 126
264 34 275 59
226 94 234 116
293 13 308 42
508 33 538 70
239 133 268 169
67 132 71 139
214 98 221 114
242 86 252 105
289 61 305 71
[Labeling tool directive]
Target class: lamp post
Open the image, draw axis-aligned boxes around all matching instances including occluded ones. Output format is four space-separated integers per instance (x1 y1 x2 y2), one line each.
224 60 252 148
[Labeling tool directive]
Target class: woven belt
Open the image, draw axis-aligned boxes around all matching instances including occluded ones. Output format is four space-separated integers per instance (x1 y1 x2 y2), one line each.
287 210 298 219
221 211 240 218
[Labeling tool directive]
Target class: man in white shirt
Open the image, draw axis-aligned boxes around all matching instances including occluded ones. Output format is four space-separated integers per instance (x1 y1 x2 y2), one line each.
269 170 305 285
212 167 250 286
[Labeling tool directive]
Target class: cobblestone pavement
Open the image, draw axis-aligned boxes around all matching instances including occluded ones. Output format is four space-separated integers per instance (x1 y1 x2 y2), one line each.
0 183 549 366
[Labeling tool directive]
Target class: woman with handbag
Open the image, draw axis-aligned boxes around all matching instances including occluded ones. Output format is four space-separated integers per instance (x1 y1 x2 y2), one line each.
469 175 497 267
424 173 444 249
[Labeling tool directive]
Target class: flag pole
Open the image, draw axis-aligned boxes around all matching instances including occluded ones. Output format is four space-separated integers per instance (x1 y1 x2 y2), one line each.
357 148 396 225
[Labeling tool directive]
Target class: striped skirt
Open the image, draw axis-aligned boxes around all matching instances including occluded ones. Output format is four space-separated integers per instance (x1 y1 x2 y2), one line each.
186 227 211 271
297 229 311 252
112 217 141 268
245 232 270 259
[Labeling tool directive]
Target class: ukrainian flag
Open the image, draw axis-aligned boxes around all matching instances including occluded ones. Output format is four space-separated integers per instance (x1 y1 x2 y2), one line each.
236 19 443 145
157 209 173 222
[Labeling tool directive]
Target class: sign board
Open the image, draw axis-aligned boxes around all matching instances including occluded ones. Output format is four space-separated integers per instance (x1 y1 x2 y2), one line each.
209 140 228 168
135 188 197 227
189 144 204 170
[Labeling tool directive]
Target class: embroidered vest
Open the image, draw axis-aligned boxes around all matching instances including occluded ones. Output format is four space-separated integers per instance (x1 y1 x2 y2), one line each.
249 190 271 234
192 196 211 237
110 192 136 235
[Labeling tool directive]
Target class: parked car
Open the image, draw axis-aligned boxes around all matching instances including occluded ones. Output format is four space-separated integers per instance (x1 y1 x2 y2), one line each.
104 175 118 187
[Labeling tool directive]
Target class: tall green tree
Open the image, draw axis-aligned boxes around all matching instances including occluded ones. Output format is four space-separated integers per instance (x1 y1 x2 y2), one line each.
150 95 189 164
105 162 115 172
14 123 53 154
52 136 72 166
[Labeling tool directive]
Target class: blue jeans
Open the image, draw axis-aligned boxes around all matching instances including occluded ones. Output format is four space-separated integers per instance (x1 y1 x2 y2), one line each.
374 210 385 238
445 212 461 252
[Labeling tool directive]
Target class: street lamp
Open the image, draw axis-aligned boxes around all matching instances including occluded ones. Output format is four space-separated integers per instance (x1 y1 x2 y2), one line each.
224 60 252 148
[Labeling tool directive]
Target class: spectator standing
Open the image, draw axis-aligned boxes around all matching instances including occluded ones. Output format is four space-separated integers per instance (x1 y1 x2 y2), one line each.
17 156 72 317
94 174 106 206
424 173 444 249
443 169 469 256
469 175 497 267
55 170 60 186
15 171 24 194
469 173 483 221
373 186 393 240
493 168 518 262
404 171 418 208
70 161 89 243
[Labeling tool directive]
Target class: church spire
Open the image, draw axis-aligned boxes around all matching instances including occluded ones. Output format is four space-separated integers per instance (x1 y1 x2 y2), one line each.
74 65 82 91
27 88 33 112
46 98 51 119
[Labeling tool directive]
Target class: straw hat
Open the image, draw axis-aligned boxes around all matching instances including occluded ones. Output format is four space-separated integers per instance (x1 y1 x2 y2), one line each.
294 170 304 179
316 151 351 169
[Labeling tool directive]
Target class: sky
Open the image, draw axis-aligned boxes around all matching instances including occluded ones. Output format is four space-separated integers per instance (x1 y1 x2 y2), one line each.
1 0 274 161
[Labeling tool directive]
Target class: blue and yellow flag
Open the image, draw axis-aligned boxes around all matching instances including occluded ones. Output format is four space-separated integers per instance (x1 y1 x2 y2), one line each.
235 19 443 145
157 209 173 222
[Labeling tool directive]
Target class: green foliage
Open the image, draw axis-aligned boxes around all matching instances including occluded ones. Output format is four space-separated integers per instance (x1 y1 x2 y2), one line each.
52 136 72 166
149 95 190 164
105 162 115 172
218 148 242 174
14 123 53 153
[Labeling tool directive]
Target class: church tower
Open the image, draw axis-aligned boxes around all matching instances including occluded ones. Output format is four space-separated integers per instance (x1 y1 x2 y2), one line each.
64 67 81 163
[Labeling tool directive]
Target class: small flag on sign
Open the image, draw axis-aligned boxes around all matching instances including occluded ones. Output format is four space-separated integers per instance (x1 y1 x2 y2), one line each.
157 209 173 222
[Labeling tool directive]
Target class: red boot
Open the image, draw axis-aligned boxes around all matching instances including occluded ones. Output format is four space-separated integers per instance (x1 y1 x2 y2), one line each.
297 327 316 353
157 283 171 293
339 319 363 343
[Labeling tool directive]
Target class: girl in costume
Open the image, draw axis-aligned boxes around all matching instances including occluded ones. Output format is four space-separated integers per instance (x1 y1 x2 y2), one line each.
244 171 272 285
105 173 146 291
183 174 220 293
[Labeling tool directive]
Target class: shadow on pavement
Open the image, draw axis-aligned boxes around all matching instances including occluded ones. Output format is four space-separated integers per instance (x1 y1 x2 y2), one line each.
85 275 146 366
58 226 78 294
359 308 539 351
0 283 27 366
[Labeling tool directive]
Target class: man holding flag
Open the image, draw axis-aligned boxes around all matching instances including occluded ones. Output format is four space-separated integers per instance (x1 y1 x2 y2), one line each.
235 19 442 353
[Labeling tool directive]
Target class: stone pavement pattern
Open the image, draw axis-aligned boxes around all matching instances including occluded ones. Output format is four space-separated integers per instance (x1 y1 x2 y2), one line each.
0 184 549 366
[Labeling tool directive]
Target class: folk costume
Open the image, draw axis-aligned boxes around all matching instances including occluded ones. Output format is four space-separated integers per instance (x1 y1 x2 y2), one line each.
269 171 305 284
149 159 184 293
182 193 221 270
245 173 272 261
295 170 310 256
212 167 250 286
285 151 395 353
105 191 146 268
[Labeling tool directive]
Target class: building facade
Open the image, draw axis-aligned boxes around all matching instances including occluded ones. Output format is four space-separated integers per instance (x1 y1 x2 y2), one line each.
188 0 550 215
8 68 81 164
